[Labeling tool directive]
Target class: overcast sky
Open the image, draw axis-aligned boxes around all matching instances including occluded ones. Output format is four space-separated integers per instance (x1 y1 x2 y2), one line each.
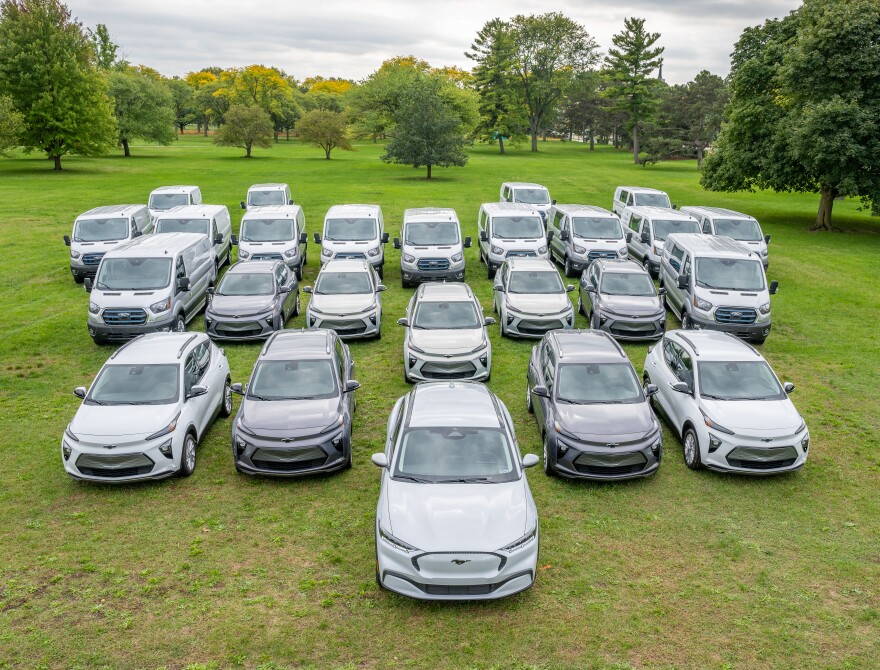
67 1 801 85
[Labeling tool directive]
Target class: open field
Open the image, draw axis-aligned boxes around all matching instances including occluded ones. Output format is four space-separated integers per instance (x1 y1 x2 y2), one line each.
0 137 878 670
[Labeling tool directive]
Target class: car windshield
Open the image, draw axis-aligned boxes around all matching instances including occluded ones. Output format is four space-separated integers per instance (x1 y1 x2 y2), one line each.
695 257 765 291
95 258 172 291
651 218 700 241
713 218 763 242
514 188 550 205
556 363 644 404
248 359 337 400
156 218 209 236
324 217 377 242
241 219 295 242
508 270 564 294
216 272 274 296
149 193 188 210
635 193 671 208
698 361 785 400
393 427 517 483
74 218 129 242
492 216 544 239
413 301 481 329
248 190 286 206
314 271 373 295
405 221 459 246
87 364 179 405
572 217 622 239
601 272 656 296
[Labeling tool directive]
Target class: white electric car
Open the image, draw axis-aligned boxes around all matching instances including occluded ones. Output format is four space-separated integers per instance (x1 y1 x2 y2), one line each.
303 259 385 339
493 258 575 338
61 332 232 482
372 382 540 600
643 330 809 474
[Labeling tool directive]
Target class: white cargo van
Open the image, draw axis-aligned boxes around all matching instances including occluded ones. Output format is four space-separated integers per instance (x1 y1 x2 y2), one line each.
477 202 548 279
240 183 293 210
661 233 778 344
621 206 701 278
84 233 214 344
232 204 308 279
154 204 233 271
612 186 672 217
64 205 152 283
546 204 627 277
148 186 202 221
393 208 470 288
500 182 553 224
680 206 770 268
314 204 389 278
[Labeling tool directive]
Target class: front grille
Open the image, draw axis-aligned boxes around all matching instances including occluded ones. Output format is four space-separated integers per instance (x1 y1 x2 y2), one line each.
610 322 660 336
82 253 105 266
727 445 798 470
421 361 477 379
102 308 148 325
506 251 536 258
334 253 365 260
573 451 648 476
715 307 757 324
76 453 154 478
422 583 494 596
417 258 450 271
251 446 327 472
215 321 264 337
588 250 618 261
252 253 283 260
518 319 564 335
323 320 367 335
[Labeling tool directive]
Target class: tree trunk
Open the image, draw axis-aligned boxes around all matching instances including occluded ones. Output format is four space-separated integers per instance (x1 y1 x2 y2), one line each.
632 124 640 164
122 139 131 157
498 135 505 155
426 164 432 179
325 147 331 159
203 122 208 137
696 143 704 168
589 126 595 151
812 183 837 231
613 127 618 149
286 128 290 141
245 142 252 158
52 154 62 171
274 130 279 144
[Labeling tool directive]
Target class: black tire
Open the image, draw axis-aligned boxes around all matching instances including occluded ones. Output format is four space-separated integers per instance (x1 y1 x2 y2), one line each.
487 262 494 280
375 326 382 340
219 378 233 418
543 434 555 477
295 262 304 281
173 313 186 333
224 246 232 267
752 337 766 345
91 336 108 346
178 432 197 477
564 256 574 278
577 295 584 317
500 315 507 338
643 257 654 278
682 426 702 470
590 311 600 330
377 264 384 280
277 313 285 331
73 273 85 284
681 312 692 330
292 293 300 317
526 380 534 413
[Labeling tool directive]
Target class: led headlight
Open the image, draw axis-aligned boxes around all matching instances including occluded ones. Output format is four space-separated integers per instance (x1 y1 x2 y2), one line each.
88 302 100 315
795 417 807 434
379 523 420 553
700 409 734 435
499 523 537 553
408 343 426 354
572 244 586 254
65 425 79 441
320 416 344 434
451 252 463 263
321 248 332 258
758 301 771 315
70 250 81 259
470 342 488 353
538 245 548 254
367 246 380 257
238 250 250 259
490 245 504 255
403 254 416 264
618 248 628 257
693 296 713 312
236 417 256 436
146 412 180 441
283 248 297 258
150 297 171 314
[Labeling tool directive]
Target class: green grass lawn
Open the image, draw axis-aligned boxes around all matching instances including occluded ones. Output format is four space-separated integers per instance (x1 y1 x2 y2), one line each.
0 137 878 670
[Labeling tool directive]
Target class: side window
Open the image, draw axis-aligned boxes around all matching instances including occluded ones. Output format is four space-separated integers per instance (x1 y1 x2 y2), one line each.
211 220 218 241
626 192 635 206
176 256 186 280
663 338 676 371
669 245 684 272
563 216 570 233
629 215 641 233
553 211 564 229
388 404 404 456
675 343 694 388
702 218 713 234
196 342 211 379
333 339 346 382
590 265 600 287
544 348 556 389
183 348 203 395
682 254 692 279
274 265 285 286
619 190 629 204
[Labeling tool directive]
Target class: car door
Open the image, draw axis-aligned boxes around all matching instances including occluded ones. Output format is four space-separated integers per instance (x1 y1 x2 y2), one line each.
493 262 508 313
333 338 353 418
547 210 563 260
651 338 680 426
478 209 488 259
583 263 600 315
664 340 695 432
175 255 195 315
678 254 693 316
183 343 213 437
663 243 685 313
372 268 383 321
534 342 556 431
627 213 644 260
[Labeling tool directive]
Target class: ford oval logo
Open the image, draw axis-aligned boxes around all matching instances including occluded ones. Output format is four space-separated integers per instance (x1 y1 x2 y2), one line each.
118 312 130 319
731 311 743 318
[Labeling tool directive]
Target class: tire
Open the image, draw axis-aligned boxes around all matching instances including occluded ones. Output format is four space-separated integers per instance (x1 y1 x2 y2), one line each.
224 246 232 267
500 316 507 338
564 256 574 278
375 326 382 340
277 313 285 331
293 293 300 317
643 258 655 279
577 295 584 317
173 313 186 333
526 380 534 413
590 311 600 330
643 373 658 411
377 264 384 280
295 262 304 281
543 434 555 477
178 432 197 477
683 426 702 470
752 337 766 345
681 312 692 330
73 273 84 284
91 336 108 346
220 378 233 418
487 262 494 280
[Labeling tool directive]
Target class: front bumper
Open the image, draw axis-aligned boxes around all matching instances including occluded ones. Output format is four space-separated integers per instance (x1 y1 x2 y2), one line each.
700 428 809 475
308 309 379 339
405 347 490 382
689 310 771 343
62 434 183 482
595 310 666 341
566 250 626 274
548 431 662 480
70 261 99 279
401 262 465 285
504 309 574 339
87 313 176 342
320 252 383 268
233 427 349 477
206 312 276 340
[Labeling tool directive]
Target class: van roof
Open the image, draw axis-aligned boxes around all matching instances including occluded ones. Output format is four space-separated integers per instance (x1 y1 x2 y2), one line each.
680 206 757 221
665 233 757 259
105 232 206 258
624 206 697 221
150 185 199 195
502 182 549 190
325 204 381 218
416 282 474 301
155 204 228 219
481 202 542 217
111 332 206 365
262 329 333 360
241 204 303 220
552 204 617 218
668 330 763 361
408 382 501 428
321 258 372 273
617 186 669 195
403 207 459 222
248 183 288 191
506 257 558 272
77 205 147 219
549 329 627 363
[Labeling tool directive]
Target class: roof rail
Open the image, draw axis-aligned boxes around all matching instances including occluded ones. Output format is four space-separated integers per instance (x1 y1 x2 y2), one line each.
596 329 627 358
723 331 761 357
326 330 332 354
176 333 198 359
676 333 699 356
109 334 145 359
261 330 283 356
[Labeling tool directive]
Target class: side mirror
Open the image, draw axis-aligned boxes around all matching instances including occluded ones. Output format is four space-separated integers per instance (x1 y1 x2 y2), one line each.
769 280 778 295
522 454 540 468
371 453 388 468
783 382 795 394
480 231 488 242
63 235 71 246
669 381 691 394
344 380 361 393
644 384 659 397
560 230 570 241
381 232 389 244
531 385 550 398
484 317 496 326
547 230 555 241
73 386 86 399
393 237 401 250
640 231 650 244
302 286 312 294
231 383 244 395
313 232 322 244
84 278 93 293
672 204 678 210
463 236 472 248
584 283 595 293
279 285 292 293
299 232 307 244
377 284 387 292
677 274 689 290
493 283 504 292
551 199 557 205
186 385 208 400
231 234 238 246
764 234 771 244
240 201 246 210
658 287 666 296
214 234 223 245
288 199 294 205
177 277 191 292
625 231 633 243
207 286 215 295
397 318 409 327
566 284 575 293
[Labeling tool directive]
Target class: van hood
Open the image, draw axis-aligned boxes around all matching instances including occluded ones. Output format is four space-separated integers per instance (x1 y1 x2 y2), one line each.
387 479 529 552
240 240 295 254
507 292 571 315
493 238 545 253
554 401 655 441
93 290 167 309
601 294 663 316
405 244 462 259
409 328 486 355
239 397 340 434
71 404 179 441
310 292 375 314
700 398 801 432
71 239 127 253
209 294 275 317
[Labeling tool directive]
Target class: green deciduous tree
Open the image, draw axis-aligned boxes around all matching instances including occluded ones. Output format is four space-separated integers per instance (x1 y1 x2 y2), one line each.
296 109 352 159
108 68 176 156
0 0 117 170
603 17 665 164
166 77 195 136
213 104 273 158
88 22 119 70
0 94 24 154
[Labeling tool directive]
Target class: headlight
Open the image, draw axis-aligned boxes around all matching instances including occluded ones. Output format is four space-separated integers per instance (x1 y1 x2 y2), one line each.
761 249 769 257
499 523 537 553
795 417 806 434
283 248 297 258
490 245 504 255
146 411 180 441
403 253 416 264
554 420 577 441
367 246 380 257
538 245 548 254
504 301 521 315
617 248 628 257
238 249 250 259
70 250 81 259
408 343 426 354
361 301 378 314
700 409 734 435
236 417 256 436
88 301 100 315
572 243 586 254
800 434 809 452
308 305 325 315
150 297 171 314
65 424 79 441
758 301 771 315
694 296 713 312
321 247 332 258
379 522 420 553
470 342 488 354
320 416 344 434
451 252 463 263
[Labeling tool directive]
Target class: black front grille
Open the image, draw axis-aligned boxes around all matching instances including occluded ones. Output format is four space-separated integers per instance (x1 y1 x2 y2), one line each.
610 322 660 336
518 320 563 335
715 307 757 324
573 451 648 476
417 258 450 271
82 253 105 266
421 362 477 380
78 465 154 478
506 251 536 258
588 250 618 261
574 462 646 476
102 308 148 325
335 253 365 260
422 583 494 596
252 253 283 260
727 457 796 470
252 456 326 472
324 320 367 335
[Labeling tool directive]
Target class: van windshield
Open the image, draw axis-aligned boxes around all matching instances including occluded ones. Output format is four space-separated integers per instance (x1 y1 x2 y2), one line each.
713 219 763 242
635 193 671 208
514 188 550 205
695 258 765 291
324 218 377 242
405 221 459 246
413 301 481 329
601 272 656 296
651 219 700 242
156 219 209 236
492 216 544 239
314 272 373 295
241 219 295 242
248 190 286 206
75 218 129 242
87 364 180 405
217 272 274 296
572 217 622 239
508 271 564 294
149 193 188 210
95 258 172 291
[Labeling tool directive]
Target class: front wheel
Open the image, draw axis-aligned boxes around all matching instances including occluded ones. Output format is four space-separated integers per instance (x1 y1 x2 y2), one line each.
683 427 702 470
179 432 197 477
526 380 534 413
564 256 574 278
681 312 692 330
543 434 555 477
377 264 384 280
173 313 186 333
220 379 233 418
590 311 600 330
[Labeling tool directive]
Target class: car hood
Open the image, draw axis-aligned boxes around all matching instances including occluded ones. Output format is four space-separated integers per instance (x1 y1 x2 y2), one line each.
507 292 571 315
70 404 179 441
310 293 375 314
601 294 663 316
555 401 656 441
209 294 275 317
701 398 802 432
239 397 340 434
387 479 530 553
409 328 485 355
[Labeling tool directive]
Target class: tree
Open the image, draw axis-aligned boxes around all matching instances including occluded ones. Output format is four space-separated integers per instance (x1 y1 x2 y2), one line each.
213 104 273 157
508 13 600 152
166 77 195 136
557 70 603 147
683 71 728 167
0 94 24 154
215 65 295 141
603 17 665 163
186 70 222 135
381 75 469 179
701 0 880 230
107 68 176 156
296 109 352 159
87 23 118 70
0 0 117 170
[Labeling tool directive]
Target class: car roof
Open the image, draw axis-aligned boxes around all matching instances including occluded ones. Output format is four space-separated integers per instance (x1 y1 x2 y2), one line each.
548 329 628 363
150 185 199 195
261 329 333 360
482 202 542 216
321 258 372 272
242 204 303 219
552 204 616 218
248 183 288 190
502 182 548 190
416 282 474 301
665 233 757 258
625 206 696 220
105 232 205 257
506 257 558 272
594 258 645 274
617 186 669 195
109 332 205 365
403 207 459 222
226 260 278 274
680 206 756 221
407 382 502 429
667 330 764 361
325 204 381 218
78 205 146 219
155 204 226 219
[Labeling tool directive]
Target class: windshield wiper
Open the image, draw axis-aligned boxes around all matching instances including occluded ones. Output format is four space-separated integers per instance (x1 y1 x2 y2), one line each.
555 397 582 404
246 393 275 401
437 477 493 483
393 475 434 483
701 393 729 400
85 398 108 406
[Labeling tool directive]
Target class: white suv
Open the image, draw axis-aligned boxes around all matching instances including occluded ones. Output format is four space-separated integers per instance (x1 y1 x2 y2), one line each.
304 259 386 339
493 258 575 338
62 333 232 482
643 330 809 474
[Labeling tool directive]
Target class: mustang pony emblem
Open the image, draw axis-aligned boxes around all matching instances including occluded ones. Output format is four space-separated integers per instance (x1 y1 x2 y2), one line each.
451 559 471 565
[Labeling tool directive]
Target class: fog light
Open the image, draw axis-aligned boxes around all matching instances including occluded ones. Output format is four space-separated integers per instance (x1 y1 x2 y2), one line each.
408 357 416 367
235 438 247 456
88 327 96 336
310 316 317 327
158 439 173 458
265 316 274 325
600 316 607 325
708 434 722 453
479 356 488 366
556 441 568 455
507 315 514 325
801 436 809 453
651 439 661 456
332 437 342 447
62 442 72 461
369 314 376 325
